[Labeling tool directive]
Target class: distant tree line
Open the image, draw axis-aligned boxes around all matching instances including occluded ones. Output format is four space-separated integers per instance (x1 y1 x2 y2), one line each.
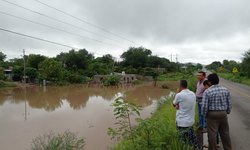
206 49 250 77
0 46 205 84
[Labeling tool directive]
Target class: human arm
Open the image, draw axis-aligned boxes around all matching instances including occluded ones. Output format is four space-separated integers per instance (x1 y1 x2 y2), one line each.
173 93 180 109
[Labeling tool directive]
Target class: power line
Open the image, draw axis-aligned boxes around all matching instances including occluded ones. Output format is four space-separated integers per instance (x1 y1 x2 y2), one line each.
32 0 137 45
0 27 119 59
0 11 123 48
0 27 80 49
1 0 123 44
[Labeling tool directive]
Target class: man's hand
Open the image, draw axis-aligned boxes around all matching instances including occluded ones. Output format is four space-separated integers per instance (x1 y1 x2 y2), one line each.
173 103 180 110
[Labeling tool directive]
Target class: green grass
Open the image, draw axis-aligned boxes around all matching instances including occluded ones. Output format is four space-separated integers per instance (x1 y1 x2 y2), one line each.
157 72 197 92
218 73 250 86
112 97 193 150
0 81 16 88
31 130 85 150
110 72 199 150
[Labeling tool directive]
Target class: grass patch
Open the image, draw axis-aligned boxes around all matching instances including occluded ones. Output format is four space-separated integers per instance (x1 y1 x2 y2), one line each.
0 81 16 88
218 73 250 86
31 130 85 150
111 96 194 150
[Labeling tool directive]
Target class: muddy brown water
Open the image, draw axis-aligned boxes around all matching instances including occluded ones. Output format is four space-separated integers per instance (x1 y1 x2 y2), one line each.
0 81 177 150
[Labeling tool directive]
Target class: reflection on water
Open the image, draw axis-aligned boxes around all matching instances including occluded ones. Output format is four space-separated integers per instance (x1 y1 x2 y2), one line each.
0 81 177 150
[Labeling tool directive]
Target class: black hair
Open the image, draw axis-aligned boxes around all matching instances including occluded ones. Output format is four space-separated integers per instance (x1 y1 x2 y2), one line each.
180 80 188 88
198 71 206 77
203 80 210 86
207 73 219 85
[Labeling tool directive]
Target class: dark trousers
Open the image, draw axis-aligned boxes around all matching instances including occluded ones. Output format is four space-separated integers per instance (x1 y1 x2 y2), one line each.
197 97 207 128
206 111 232 150
177 126 199 148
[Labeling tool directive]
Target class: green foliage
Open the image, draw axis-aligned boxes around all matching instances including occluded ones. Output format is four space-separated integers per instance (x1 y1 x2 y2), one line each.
30 130 85 150
12 66 23 81
121 47 152 68
147 56 170 68
56 49 94 71
108 97 142 141
222 60 240 73
218 73 250 86
27 54 47 69
26 67 38 80
206 61 222 71
112 97 193 150
38 58 64 83
241 49 250 77
0 51 6 62
0 67 4 80
103 75 120 86
64 71 86 84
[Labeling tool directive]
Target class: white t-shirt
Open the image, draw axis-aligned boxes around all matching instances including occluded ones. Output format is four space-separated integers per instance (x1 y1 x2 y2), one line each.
173 89 196 127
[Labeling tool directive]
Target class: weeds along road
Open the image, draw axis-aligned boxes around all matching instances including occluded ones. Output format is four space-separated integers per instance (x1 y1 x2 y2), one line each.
220 78 250 150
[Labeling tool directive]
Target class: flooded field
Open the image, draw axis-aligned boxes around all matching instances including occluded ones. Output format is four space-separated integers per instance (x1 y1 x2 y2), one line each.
0 81 177 150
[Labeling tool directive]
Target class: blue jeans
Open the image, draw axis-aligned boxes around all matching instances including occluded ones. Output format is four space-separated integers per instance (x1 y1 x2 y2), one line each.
197 98 207 128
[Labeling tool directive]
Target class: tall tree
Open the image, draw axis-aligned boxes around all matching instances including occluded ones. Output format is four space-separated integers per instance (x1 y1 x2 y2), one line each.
56 49 94 71
0 51 6 62
27 54 47 69
38 58 64 82
241 49 250 77
121 47 152 68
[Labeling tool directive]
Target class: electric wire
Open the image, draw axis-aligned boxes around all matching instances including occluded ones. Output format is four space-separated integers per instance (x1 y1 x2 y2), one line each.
1 0 123 44
33 0 137 45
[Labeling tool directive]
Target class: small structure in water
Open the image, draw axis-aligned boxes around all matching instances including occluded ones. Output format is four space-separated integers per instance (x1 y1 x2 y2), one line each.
92 72 137 85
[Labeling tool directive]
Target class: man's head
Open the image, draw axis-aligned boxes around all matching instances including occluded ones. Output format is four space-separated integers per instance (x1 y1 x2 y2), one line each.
179 80 188 90
207 73 219 85
197 71 206 81
203 80 211 89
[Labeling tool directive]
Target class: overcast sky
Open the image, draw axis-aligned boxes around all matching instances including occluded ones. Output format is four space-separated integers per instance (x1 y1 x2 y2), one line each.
0 0 250 64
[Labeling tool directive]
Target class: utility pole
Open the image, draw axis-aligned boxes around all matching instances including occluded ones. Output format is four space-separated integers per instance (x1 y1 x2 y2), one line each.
175 54 178 63
170 53 173 62
23 49 26 83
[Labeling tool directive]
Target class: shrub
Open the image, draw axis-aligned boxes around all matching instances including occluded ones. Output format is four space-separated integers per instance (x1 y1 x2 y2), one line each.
30 130 85 150
103 75 120 86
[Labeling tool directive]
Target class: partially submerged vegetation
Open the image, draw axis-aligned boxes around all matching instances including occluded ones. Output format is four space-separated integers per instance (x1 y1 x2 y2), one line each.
30 130 85 150
0 81 16 88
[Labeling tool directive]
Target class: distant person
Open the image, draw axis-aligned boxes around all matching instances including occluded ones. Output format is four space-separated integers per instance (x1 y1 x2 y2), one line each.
202 73 232 150
195 71 207 131
173 80 198 149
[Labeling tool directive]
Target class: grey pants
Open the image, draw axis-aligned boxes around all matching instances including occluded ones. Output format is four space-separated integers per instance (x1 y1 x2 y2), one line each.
206 111 232 150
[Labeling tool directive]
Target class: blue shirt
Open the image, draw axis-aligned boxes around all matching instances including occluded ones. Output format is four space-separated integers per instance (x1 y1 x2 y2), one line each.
201 85 232 117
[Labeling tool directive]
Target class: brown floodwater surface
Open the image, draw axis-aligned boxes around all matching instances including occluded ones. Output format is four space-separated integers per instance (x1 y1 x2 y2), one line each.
0 82 177 150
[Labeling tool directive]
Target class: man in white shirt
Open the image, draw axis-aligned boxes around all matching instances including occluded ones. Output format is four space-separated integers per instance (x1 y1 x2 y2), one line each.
173 80 198 149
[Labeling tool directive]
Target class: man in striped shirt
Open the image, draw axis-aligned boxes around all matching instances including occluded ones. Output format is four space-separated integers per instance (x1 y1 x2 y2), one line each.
202 73 232 150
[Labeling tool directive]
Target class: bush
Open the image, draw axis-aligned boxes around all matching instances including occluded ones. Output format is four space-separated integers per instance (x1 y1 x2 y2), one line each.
111 96 193 150
103 75 120 86
31 130 85 150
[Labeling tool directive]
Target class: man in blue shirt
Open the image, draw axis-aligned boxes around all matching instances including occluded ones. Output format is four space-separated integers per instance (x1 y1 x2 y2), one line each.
202 73 232 150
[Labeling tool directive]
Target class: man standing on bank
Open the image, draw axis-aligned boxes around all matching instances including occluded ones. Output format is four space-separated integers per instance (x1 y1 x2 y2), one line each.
202 73 232 150
173 80 198 149
196 71 207 131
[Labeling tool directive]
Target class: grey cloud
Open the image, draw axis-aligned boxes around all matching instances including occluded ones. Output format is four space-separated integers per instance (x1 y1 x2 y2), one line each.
1 0 250 64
